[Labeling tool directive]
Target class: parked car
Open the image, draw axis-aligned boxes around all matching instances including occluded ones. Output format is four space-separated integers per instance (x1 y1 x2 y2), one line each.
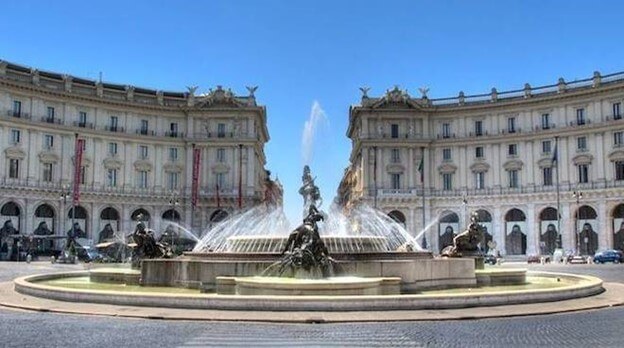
593 250 624 264
484 254 498 265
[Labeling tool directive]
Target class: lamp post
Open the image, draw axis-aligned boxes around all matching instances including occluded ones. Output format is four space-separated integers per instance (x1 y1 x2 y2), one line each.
59 185 71 253
573 191 583 256
462 195 468 230
168 191 179 251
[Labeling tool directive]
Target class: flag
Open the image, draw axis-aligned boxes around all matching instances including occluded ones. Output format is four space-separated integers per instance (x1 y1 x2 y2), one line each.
552 141 558 164
191 147 201 208
418 155 424 183
72 138 85 205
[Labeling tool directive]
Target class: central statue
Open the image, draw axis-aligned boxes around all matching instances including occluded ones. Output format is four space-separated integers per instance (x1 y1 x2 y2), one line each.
298 165 322 217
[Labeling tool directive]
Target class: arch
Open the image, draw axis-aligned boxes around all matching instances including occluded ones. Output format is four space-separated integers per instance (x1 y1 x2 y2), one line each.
505 208 526 255
613 203 624 251
438 211 459 253
100 207 120 220
67 206 88 219
210 209 228 223
0 202 20 216
162 209 181 222
539 207 559 255
35 204 55 218
574 205 598 255
576 205 597 220
388 210 406 224
131 208 151 222
474 209 493 253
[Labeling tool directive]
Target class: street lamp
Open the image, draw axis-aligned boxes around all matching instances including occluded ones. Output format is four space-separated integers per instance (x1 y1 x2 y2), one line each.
461 195 468 230
59 185 71 253
573 191 583 256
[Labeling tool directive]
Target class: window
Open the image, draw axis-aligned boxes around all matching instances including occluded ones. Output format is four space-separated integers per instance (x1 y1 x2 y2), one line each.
578 164 589 183
216 148 226 162
110 116 118 131
613 102 621 120
108 142 118 156
475 146 484 159
474 120 483 136
542 140 551 154
614 131 624 147
42 163 53 182
140 120 148 135
12 100 21 117
46 107 55 122
215 172 225 189
508 144 517 156
137 170 148 188
507 117 516 133
11 129 20 144
442 173 453 190
541 113 551 129
9 159 19 179
168 172 179 190
168 147 178 161
442 123 451 138
475 172 485 189
391 124 399 138
170 122 179 137
80 166 86 184
391 148 400 163
217 123 226 138
138 145 148 159
543 167 553 186
107 169 118 187
391 173 401 189
78 111 87 127
576 108 585 125
577 137 587 151
616 161 624 181
44 134 54 149
442 148 451 161
508 170 519 188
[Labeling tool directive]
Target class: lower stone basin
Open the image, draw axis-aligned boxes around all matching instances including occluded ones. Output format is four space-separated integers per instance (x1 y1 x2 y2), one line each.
225 235 390 253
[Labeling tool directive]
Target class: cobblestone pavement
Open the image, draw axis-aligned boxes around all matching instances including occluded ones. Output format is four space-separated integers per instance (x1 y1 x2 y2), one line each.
1 261 623 347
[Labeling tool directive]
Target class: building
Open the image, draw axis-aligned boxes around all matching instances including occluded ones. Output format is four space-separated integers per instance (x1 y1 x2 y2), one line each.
346 73 624 256
0 60 274 253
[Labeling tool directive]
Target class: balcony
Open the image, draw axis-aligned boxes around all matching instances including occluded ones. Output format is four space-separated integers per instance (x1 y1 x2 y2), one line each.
73 121 95 129
136 129 156 136
165 131 184 138
5 110 31 119
105 126 125 133
41 117 63 125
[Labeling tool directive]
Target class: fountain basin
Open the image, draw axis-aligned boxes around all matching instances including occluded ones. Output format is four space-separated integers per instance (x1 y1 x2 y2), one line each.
225 235 390 253
13 270 604 311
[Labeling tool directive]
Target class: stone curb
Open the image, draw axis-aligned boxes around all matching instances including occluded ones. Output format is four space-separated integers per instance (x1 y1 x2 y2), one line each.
2 279 624 323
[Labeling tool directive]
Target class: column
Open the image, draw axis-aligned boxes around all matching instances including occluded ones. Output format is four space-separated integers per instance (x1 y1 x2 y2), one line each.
407 147 414 189
526 203 537 255
525 140 535 186
246 146 254 196
562 204 573 251
598 200 608 250
493 206 504 254
594 133 605 181
560 137 570 184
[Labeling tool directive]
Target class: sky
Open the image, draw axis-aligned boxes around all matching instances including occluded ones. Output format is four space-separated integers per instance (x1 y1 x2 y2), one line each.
2 0 624 224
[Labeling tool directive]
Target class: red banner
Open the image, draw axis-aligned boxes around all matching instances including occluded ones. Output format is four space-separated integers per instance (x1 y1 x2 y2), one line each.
72 138 85 205
191 147 201 208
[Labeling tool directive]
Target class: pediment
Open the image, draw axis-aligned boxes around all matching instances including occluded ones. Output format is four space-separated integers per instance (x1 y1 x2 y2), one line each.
163 162 183 173
470 161 490 173
103 156 123 170
38 151 59 164
72 156 92 167
365 86 424 109
503 159 524 171
437 163 458 174
608 148 624 162
386 163 405 174
4 146 25 159
572 153 593 165
195 86 249 108
133 159 153 171
211 163 230 174
537 157 555 168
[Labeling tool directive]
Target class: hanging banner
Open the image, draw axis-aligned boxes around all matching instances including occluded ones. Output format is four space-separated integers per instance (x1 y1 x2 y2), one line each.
191 147 201 208
72 138 85 205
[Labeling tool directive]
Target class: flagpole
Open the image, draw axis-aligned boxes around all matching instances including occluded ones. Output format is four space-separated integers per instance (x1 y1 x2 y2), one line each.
421 147 427 248
554 136 562 249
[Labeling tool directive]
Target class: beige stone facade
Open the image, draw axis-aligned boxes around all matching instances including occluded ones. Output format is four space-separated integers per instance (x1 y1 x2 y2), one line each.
347 73 624 256
0 60 273 244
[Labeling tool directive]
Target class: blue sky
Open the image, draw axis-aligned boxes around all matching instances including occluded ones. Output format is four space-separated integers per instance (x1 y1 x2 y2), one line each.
1 1 623 224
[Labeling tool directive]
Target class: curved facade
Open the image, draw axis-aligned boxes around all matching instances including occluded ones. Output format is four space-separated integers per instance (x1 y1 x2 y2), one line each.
0 60 273 248
347 73 624 256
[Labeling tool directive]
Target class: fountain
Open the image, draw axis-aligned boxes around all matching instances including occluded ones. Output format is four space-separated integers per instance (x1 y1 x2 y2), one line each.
10 165 605 313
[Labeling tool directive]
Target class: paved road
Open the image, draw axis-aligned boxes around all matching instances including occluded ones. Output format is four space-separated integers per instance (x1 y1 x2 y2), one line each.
1 261 624 347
